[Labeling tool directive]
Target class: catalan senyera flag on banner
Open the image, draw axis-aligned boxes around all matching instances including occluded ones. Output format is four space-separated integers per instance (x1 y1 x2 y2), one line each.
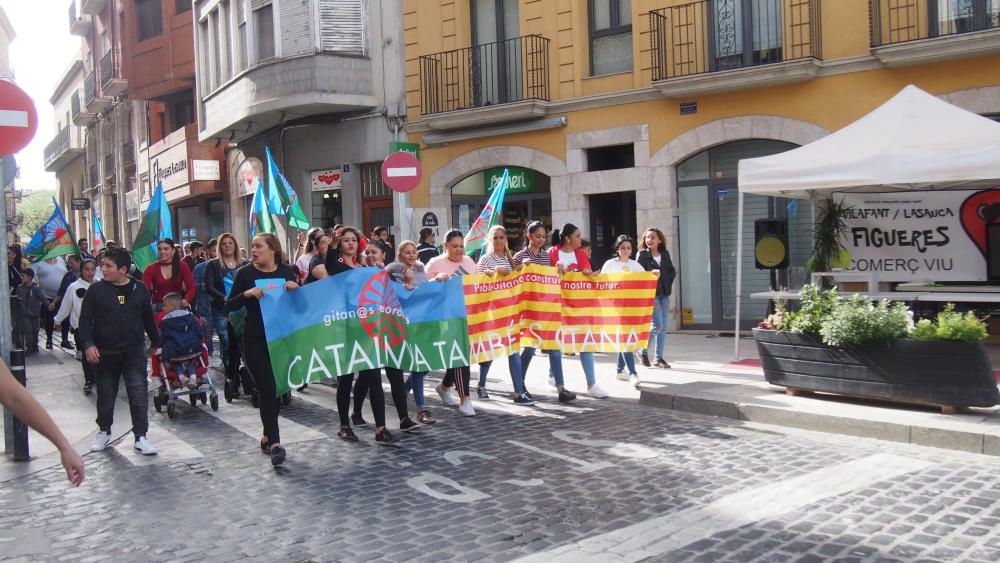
558 271 657 353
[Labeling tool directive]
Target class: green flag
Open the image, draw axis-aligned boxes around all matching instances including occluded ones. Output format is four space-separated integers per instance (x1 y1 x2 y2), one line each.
265 146 310 231
132 183 173 272
249 179 275 236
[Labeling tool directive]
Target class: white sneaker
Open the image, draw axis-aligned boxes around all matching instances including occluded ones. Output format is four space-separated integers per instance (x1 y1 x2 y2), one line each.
588 383 609 399
629 374 640 388
90 429 111 452
458 399 476 416
436 383 459 406
134 436 157 456
616 370 629 381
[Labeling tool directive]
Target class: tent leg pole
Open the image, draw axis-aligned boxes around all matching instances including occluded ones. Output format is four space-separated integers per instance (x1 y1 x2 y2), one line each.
734 190 745 361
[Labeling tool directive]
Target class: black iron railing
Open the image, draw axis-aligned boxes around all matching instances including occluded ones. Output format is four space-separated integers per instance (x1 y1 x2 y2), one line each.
100 49 121 89
71 90 83 119
83 71 97 105
871 0 1000 46
649 0 821 81
419 35 550 115
43 127 70 168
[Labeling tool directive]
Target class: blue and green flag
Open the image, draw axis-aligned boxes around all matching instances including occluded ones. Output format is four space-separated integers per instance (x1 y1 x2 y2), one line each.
464 168 508 256
132 183 173 272
265 146 310 231
24 198 79 262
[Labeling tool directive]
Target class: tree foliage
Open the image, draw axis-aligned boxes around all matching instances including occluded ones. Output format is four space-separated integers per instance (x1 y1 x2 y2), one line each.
17 190 57 242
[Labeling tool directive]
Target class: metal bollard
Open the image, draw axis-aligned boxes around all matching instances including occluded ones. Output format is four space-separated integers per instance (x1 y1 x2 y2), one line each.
10 349 29 461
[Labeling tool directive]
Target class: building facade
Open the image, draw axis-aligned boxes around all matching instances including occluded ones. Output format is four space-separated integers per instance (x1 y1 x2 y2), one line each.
193 0 406 250
403 0 1000 331
45 58 88 240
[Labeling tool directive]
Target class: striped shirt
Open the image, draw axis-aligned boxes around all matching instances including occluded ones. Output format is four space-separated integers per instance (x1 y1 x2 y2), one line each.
477 253 513 274
512 247 551 268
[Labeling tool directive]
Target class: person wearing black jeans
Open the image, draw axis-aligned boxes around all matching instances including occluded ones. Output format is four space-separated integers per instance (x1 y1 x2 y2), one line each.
78 248 161 456
227 233 299 466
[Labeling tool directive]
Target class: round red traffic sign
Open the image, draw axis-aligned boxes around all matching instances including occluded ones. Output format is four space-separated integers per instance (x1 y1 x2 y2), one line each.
0 80 38 157
381 151 422 193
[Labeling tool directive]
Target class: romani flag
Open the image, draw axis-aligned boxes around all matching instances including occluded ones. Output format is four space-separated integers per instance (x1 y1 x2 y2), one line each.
265 146 310 230
464 168 509 256
92 213 105 249
24 197 79 262
132 183 173 272
249 178 275 237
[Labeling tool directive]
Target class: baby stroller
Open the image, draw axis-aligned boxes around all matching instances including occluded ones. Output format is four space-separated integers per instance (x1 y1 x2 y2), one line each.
151 344 219 418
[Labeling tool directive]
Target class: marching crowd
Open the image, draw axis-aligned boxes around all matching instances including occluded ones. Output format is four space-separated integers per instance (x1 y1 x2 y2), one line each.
5 220 675 470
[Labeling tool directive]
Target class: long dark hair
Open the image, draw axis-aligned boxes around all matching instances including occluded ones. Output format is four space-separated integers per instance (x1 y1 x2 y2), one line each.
550 223 579 248
639 227 668 253
524 221 547 250
443 229 464 244
159 237 180 277
7 244 24 273
336 226 363 264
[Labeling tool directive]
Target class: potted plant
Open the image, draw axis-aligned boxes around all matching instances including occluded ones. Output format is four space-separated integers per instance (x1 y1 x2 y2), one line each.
754 286 999 412
806 198 853 284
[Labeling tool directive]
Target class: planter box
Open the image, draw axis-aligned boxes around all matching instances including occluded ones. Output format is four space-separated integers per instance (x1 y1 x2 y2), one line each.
753 329 1000 409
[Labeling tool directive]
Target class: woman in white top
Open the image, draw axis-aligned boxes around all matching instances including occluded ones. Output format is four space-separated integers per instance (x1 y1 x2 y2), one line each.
54 259 97 395
475 225 532 405
601 235 643 387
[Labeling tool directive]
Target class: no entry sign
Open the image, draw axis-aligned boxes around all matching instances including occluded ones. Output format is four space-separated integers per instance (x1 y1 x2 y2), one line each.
0 80 38 157
381 151 422 193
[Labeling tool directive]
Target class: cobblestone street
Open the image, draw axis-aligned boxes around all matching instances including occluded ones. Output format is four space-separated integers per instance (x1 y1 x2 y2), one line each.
1 359 998 562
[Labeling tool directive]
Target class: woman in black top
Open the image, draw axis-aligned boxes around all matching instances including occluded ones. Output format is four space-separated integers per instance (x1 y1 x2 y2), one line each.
304 234 332 284
637 227 676 369
416 227 439 265
324 227 397 445
226 233 299 466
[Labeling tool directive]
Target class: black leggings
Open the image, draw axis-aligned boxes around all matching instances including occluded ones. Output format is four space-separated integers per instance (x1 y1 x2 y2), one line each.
442 366 471 399
338 370 385 428
381 368 411 421
73 329 95 384
242 336 280 444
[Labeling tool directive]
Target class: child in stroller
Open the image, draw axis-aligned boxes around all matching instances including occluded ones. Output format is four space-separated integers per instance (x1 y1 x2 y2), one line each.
156 293 207 389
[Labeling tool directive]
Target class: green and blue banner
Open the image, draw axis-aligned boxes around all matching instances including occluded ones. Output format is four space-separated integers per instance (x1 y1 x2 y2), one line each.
260 268 470 396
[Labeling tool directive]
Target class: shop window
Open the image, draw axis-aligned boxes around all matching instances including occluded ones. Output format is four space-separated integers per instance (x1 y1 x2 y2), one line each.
586 143 634 172
254 4 275 62
137 0 164 41
589 0 632 76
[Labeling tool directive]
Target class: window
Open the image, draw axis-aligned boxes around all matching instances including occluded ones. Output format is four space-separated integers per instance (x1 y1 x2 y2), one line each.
361 162 391 198
586 144 634 171
176 0 191 13
137 0 164 41
589 0 632 76
235 0 248 71
254 4 275 61
173 99 194 128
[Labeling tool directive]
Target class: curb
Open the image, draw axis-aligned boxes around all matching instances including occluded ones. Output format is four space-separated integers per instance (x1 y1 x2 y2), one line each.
639 387 1000 457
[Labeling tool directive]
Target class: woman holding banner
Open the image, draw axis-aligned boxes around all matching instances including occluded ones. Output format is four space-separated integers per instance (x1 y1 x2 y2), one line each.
426 229 477 417
602 235 643 387
548 223 609 399
475 226 531 405
513 221 578 403
324 227 398 445
637 228 675 369
227 233 299 466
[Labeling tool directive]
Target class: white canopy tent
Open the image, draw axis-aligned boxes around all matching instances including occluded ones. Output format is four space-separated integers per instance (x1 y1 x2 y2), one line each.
732 85 1000 358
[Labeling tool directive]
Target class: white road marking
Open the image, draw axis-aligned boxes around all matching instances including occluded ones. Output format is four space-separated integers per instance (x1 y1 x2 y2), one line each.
513 453 934 562
506 440 614 474
204 401 327 445
113 421 203 466
444 450 498 466
0 110 29 127
474 400 565 419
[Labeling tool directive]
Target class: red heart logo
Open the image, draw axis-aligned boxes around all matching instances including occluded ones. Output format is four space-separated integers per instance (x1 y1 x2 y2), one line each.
959 188 1000 257
318 173 339 185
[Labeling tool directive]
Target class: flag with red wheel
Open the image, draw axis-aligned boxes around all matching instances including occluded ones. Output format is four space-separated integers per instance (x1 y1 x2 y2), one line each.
464 168 509 256
24 197 79 263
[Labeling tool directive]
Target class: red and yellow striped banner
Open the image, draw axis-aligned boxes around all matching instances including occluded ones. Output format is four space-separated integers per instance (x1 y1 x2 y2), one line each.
462 264 656 363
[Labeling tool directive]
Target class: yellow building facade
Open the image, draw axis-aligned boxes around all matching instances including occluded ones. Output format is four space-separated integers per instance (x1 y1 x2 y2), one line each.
403 0 1000 330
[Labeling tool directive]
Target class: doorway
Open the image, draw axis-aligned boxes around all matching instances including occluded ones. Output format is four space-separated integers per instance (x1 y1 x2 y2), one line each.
472 0 521 106
588 191 637 268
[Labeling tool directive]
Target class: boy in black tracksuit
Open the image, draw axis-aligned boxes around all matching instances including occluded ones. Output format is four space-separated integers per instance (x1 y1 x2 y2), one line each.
78 248 162 455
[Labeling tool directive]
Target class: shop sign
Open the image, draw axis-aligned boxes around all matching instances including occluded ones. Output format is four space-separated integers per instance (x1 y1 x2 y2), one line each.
837 189 999 282
485 167 533 194
70 198 90 210
311 167 343 191
237 158 264 197
150 140 190 192
192 159 221 181
125 189 139 222
389 141 420 159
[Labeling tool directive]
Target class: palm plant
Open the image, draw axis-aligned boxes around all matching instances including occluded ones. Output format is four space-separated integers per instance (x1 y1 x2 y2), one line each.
806 197 853 278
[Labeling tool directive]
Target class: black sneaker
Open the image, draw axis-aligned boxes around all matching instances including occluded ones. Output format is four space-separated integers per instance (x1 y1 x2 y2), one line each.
523 390 535 402
399 418 419 432
640 350 651 367
338 426 359 442
270 445 286 466
513 392 536 406
45 341 53 350
83 381 93 395
477 385 490 400
61 340 73 350
654 358 671 369
558 389 577 403
375 428 399 444
351 413 369 427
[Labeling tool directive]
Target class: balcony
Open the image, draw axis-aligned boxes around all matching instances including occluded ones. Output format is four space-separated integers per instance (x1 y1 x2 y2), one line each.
71 90 96 126
418 35 550 130
88 164 100 191
83 71 111 113
79 0 106 16
122 141 135 168
648 0 822 98
43 126 85 173
199 53 377 143
104 153 115 179
68 2 91 35
870 0 1000 66
100 49 127 97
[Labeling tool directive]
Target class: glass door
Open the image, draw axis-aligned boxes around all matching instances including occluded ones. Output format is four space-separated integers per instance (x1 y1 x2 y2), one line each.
935 0 999 35
472 0 520 106
713 0 782 70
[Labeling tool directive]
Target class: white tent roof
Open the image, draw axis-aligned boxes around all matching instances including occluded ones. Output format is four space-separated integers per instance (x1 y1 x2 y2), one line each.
738 85 1000 199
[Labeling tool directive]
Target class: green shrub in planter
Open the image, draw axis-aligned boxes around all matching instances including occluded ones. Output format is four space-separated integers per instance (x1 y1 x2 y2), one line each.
912 304 987 342
818 294 912 346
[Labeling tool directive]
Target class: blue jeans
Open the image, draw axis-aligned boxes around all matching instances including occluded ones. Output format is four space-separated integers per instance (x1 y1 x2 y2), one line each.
578 352 596 387
648 295 669 360
521 347 564 388
616 352 637 375
478 353 525 393
211 311 231 370
406 371 428 408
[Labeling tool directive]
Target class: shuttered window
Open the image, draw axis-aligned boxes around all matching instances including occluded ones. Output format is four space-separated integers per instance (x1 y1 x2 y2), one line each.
319 0 367 55
210 11 222 88
235 0 248 71
254 4 276 61
220 0 233 81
